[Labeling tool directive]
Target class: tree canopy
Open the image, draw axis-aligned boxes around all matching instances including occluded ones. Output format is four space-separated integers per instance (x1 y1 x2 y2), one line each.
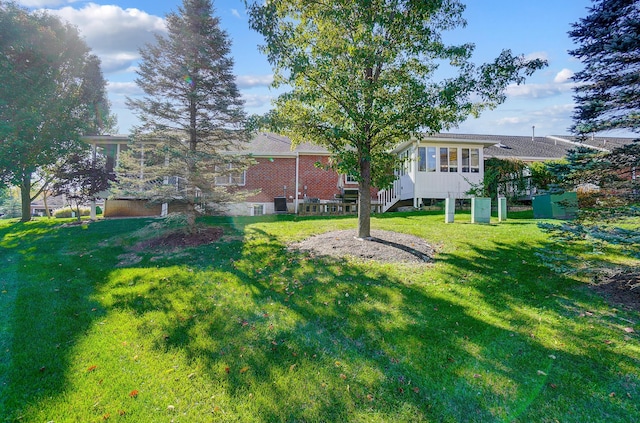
0 1 114 221
124 0 250 225
569 0 640 134
247 0 546 238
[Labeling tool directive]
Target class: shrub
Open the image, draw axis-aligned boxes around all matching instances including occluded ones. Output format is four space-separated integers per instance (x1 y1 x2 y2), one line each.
53 207 91 218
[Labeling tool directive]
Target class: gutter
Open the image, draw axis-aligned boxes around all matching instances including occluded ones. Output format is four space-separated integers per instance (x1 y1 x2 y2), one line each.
546 136 610 152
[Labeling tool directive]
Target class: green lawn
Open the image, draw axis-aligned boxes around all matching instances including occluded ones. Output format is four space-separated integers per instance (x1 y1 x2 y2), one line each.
0 212 638 422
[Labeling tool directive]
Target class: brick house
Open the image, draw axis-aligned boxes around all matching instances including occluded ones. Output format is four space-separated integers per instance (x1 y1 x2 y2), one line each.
82 132 637 217
225 132 365 216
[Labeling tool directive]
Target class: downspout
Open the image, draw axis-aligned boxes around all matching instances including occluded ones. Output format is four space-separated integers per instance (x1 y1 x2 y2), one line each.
413 140 419 208
295 152 300 214
90 142 97 220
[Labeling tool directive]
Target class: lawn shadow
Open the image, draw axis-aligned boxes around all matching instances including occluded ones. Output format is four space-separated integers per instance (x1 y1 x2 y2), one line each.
99 223 639 421
2 217 638 422
0 218 151 419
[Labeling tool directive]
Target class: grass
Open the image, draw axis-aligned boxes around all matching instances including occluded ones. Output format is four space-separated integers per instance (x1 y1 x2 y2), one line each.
0 211 638 422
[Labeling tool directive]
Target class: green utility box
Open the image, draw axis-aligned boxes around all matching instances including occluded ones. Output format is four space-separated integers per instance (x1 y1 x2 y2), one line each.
532 192 578 219
498 197 507 222
471 197 491 224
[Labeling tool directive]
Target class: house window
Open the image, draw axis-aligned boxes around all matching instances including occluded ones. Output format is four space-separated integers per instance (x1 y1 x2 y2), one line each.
398 149 410 175
345 174 358 183
252 204 264 216
470 148 480 173
418 147 436 172
440 147 458 172
418 147 426 172
440 148 448 172
215 164 245 186
461 148 480 173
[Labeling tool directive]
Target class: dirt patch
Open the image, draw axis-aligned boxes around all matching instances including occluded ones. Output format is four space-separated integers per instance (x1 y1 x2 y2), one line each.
289 230 436 264
132 226 224 251
592 270 640 311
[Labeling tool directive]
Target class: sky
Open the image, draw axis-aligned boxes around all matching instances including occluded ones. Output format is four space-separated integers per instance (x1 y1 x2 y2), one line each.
16 0 626 138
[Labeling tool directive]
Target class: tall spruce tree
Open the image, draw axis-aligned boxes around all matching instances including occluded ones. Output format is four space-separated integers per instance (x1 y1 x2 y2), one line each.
569 0 640 134
247 0 546 238
125 0 250 225
539 0 640 274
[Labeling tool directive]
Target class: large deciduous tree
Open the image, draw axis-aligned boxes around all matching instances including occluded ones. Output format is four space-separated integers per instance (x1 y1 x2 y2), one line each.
569 0 640 135
0 1 114 221
125 0 250 227
247 0 546 238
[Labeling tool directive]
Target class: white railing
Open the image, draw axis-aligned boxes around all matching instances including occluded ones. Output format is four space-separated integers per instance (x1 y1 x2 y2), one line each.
378 178 402 213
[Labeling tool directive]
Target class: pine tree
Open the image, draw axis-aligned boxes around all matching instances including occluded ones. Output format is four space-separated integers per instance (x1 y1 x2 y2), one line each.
569 0 640 134
125 0 251 225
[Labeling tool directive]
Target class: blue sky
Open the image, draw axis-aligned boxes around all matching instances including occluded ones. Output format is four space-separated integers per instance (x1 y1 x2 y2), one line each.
17 0 618 137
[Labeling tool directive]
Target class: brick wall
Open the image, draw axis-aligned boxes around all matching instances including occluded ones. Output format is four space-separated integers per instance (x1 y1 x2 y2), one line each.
244 157 297 202
243 154 378 205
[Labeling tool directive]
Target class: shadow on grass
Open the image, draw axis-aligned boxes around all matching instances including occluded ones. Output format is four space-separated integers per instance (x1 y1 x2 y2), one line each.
0 218 151 418
1 217 638 421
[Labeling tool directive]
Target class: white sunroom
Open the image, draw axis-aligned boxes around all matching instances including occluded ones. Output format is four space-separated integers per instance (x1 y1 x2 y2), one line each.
377 135 497 212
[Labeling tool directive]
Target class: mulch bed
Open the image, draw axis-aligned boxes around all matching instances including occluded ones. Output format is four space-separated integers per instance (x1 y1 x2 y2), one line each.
132 226 224 251
592 271 640 311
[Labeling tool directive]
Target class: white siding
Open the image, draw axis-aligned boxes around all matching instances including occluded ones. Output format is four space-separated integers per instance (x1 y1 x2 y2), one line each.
397 143 485 200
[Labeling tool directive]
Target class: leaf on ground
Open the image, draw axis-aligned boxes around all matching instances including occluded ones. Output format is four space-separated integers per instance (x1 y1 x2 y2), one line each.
129 390 139 398
240 366 250 374
623 327 634 333
537 370 547 376
87 365 97 372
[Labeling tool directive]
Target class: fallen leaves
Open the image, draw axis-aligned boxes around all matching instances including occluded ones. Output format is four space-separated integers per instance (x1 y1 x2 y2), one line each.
129 390 139 398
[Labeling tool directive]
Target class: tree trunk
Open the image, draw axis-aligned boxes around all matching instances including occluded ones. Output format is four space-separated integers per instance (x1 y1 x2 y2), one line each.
43 191 51 218
20 173 32 222
185 202 197 233
358 147 372 239
75 202 82 222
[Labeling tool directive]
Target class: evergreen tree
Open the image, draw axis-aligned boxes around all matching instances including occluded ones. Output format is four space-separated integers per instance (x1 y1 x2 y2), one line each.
569 0 640 134
247 0 546 238
125 0 250 225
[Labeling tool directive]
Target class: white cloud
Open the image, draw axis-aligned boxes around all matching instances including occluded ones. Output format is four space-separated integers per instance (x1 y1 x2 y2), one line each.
17 0 74 6
236 74 274 89
107 81 143 96
506 79 577 99
554 68 575 84
242 93 274 109
46 4 166 73
496 116 528 125
525 51 549 62
231 8 241 18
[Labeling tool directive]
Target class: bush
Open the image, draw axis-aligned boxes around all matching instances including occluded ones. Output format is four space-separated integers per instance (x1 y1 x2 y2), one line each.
53 207 91 218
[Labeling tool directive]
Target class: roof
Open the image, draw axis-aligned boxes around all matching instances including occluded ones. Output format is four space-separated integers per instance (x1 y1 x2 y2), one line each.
482 135 574 161
550 135 637 151
83 132 638 162
243 132 329 156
